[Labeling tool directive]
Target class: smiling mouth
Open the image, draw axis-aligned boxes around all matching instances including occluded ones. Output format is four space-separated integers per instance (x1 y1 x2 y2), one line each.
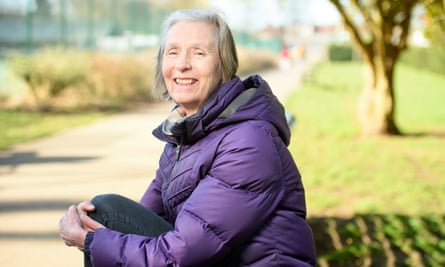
175 78 195 85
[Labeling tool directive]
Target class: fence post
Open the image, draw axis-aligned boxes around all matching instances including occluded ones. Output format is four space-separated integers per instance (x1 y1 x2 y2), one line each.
26 0 35 54
60 0 67 48
86 0 95 49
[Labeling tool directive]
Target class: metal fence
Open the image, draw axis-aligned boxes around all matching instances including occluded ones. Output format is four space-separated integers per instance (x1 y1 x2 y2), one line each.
0 0 285 57
0 0 168 56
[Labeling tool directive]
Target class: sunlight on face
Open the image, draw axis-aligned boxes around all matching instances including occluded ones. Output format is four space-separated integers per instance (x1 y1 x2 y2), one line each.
162 21 222 116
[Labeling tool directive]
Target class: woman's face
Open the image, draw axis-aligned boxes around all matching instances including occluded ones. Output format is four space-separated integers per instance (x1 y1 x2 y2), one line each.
162 21 222 116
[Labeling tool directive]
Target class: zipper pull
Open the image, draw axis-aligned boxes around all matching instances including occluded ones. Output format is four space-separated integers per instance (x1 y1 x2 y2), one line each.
175 144 181 161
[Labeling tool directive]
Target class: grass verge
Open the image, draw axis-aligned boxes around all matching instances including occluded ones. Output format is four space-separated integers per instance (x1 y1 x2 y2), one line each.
0 109 113 151
286 62 445 266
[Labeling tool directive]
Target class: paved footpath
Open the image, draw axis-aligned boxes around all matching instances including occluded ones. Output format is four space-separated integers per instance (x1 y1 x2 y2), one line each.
0 63 309 266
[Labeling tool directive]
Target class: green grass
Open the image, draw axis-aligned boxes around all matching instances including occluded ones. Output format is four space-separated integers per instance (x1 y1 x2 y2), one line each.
288 62 445 215
396 64 445 133
0 110 111 151
286 62 445 266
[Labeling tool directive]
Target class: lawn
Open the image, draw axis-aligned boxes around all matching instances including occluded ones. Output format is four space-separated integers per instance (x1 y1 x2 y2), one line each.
286 62 445 266
0 110 111 151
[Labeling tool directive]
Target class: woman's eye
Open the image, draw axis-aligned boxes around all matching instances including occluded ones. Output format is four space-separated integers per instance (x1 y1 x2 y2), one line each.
194 50 205 56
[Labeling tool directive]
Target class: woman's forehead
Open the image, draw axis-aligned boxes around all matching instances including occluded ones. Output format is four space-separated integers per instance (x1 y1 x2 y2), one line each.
164 21 218 47
167 21 216 37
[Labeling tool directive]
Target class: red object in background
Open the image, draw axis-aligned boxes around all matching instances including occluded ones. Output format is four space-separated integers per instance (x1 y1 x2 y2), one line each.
280 48 290 59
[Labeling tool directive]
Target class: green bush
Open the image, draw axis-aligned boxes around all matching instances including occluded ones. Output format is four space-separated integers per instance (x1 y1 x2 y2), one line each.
400 46 445 76
328 44 358 62
237 47 278 76
89 51 156 101
10 47 91 110
8 48 157 110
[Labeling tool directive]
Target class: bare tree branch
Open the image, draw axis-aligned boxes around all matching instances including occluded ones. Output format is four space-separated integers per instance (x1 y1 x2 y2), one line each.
329 0 373 60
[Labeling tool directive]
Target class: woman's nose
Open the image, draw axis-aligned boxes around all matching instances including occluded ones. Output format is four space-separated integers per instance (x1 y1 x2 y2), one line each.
175 52 191 70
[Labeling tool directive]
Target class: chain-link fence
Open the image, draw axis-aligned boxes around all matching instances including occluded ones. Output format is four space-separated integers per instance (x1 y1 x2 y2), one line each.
0 0 168 57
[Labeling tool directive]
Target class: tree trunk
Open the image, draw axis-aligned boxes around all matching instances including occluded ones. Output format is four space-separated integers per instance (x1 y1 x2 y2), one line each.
358 57 400 136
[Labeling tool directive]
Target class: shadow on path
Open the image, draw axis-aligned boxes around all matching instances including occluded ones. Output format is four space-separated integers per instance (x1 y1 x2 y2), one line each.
0 151 98 174
0 199 83 240
0 151 97 166
0 231 59 240
0 199 81 213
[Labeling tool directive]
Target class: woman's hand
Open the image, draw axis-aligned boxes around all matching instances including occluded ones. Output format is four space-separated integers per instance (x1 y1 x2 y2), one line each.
58 205 88 250
77 201 104 231
58 201 105 251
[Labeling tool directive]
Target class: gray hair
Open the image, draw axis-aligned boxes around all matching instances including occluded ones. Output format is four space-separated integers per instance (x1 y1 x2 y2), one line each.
152 9 239 101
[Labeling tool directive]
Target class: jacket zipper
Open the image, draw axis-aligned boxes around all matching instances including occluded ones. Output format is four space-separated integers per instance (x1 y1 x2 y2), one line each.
175 137 183 161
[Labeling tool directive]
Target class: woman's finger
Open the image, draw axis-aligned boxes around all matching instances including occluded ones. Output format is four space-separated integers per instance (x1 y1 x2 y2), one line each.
80 213 105 231
77 200 95 213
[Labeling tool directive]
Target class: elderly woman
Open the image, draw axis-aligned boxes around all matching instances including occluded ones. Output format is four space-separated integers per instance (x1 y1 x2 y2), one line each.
59 9 316 267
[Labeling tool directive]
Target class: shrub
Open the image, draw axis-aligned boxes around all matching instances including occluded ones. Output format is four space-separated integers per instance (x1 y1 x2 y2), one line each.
10 47 91 110
328 44 359 62
8 48 157 110
89 50 156 102
400 46 445 76
237 47 278 76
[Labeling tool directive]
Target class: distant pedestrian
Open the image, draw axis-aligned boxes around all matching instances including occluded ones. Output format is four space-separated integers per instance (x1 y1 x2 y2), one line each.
59 9 316 267
279 43 292 70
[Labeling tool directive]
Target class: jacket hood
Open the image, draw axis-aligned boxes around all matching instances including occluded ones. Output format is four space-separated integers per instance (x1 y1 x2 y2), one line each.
153 75 291 146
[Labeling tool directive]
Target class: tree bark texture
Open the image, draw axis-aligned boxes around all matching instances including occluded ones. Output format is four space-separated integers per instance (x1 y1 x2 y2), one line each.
359 57 399 135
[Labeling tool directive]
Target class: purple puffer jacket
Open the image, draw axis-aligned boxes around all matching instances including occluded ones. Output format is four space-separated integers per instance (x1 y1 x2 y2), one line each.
87 75 316 266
